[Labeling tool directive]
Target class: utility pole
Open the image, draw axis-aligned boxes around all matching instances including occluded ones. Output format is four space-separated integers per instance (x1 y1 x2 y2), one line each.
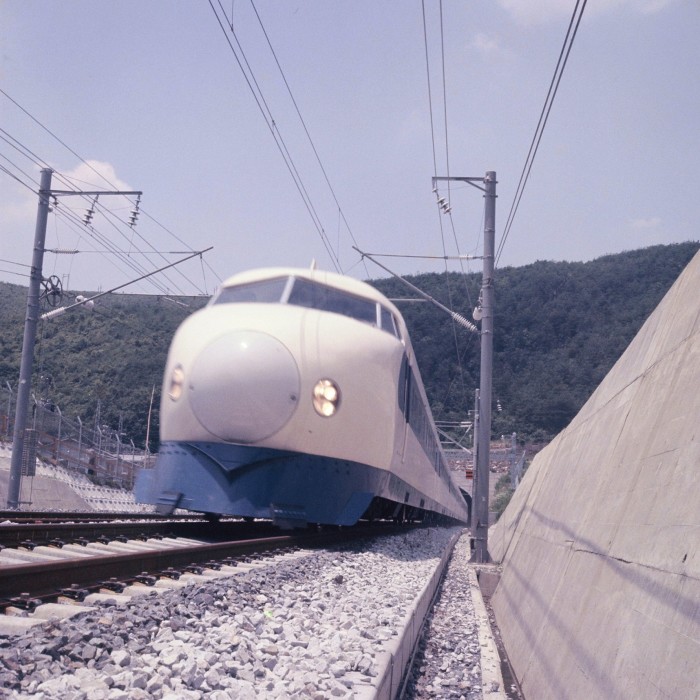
6 170 144 508
432 170 497 563
7 168 53 508
474 171 496 562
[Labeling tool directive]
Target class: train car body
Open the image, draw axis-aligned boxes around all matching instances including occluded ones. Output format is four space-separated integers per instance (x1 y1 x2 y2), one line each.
135 267 469 527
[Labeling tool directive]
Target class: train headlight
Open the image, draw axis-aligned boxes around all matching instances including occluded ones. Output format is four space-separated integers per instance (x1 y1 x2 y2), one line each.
168 365 185 401
312 379 340 417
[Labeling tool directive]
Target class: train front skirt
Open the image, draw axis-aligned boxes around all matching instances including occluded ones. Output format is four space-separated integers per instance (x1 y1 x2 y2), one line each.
134 441 429 528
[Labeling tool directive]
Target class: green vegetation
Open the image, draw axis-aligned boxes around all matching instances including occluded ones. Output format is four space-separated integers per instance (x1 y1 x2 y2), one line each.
492 473 515 522
371 241 699 443
0 241 697 449
0 288 207 449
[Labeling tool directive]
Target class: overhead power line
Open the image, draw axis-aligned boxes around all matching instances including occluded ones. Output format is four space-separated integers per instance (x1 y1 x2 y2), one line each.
249 0 368 277
421 0 479 416
208 0 342 273
496 0 589 267
0 257 31 268
0 91 215 295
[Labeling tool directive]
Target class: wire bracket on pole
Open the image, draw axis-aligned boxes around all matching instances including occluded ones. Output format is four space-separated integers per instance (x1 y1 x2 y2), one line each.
353 246 479 334
39 247 214 321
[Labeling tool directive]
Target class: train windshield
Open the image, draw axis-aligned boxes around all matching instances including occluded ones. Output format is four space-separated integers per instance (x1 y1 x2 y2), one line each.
212 277 288 305
287 278 377 325
212 275 397 333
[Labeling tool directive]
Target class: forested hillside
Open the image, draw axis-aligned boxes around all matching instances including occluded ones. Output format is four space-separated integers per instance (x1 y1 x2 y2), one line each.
0 242 697 448
373 241 699 442
0 288 207 449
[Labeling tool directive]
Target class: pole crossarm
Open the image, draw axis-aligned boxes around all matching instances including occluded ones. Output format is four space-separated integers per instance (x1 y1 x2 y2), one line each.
48 190 143 197
432 175 487 193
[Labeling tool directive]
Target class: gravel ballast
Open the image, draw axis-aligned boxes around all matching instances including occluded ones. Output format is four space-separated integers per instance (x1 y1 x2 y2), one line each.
0 526 490 699
404 535 483 699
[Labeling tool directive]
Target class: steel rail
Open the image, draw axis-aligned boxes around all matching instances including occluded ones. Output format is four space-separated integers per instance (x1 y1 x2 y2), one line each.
0 510 209 523
0 519 275 549
0 525 400 604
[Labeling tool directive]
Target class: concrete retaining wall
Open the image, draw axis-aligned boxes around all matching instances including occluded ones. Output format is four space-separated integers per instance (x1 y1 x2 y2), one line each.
489 249 700 699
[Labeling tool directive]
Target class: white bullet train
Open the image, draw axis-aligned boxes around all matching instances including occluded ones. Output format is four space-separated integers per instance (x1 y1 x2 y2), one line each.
135 267 470 528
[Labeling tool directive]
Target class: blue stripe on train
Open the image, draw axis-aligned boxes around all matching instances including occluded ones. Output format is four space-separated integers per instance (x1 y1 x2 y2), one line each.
135 441 383 526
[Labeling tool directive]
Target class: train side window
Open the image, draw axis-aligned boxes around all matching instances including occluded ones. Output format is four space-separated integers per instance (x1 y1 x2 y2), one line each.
398 355 411 419
211 277 288 305
380 305 401 338
288 278 377 325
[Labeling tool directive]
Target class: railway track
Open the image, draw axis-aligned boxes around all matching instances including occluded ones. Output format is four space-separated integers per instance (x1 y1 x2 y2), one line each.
0 510 201 523
0 514 276 550
0 519 398 611
0 525 494 699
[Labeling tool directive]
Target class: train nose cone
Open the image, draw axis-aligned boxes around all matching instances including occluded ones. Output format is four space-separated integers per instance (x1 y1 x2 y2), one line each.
188 330 300 443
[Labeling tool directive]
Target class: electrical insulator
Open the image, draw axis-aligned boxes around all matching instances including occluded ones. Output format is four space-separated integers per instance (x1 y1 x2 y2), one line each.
129 194 142 227
41 307 67 321
450 311 479 334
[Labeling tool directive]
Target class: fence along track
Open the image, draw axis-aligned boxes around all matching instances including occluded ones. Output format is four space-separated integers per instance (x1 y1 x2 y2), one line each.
1 385 153 491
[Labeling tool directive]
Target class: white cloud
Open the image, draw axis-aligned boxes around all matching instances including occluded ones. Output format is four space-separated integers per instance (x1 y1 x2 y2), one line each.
472 33 500 54
638 0 678 14
496 0 580 25
630 216 662 229
60 160 133 193
497 0 681 25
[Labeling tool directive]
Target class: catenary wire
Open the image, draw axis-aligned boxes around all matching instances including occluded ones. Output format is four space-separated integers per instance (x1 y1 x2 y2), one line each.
421 0 440 179
422 0 478 419
1 93 212 294
56 169 208 295
0 144 200 296
0 146 144 288
249 0 369 277
209 0 342 273
223 1 343 273
2 151 206 295
496 0 588 267
222 2 339 270
0 161 36 193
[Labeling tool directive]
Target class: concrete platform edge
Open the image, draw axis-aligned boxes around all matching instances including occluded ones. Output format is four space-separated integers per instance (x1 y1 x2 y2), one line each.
355 530 482 700
356 529 461 699
467 566 507 698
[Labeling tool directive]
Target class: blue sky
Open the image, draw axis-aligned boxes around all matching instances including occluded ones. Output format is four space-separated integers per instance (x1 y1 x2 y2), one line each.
1 0 697 296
